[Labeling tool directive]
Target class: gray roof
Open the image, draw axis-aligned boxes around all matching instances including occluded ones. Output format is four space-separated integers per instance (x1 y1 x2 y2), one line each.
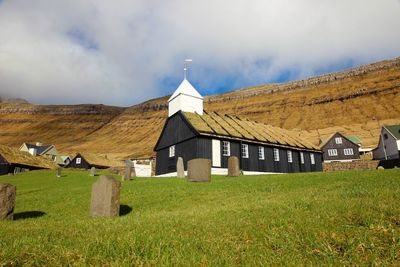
25 143 53 155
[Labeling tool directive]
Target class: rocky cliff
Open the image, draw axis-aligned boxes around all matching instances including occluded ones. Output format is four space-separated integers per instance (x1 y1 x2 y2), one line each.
1 57 399 159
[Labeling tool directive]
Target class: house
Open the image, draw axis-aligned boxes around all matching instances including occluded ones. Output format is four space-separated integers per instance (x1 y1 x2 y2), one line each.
66 153 124 169
372 125 400 160
320 132 361 162
0 144 57 175
154 77 323 176
19 142 63 164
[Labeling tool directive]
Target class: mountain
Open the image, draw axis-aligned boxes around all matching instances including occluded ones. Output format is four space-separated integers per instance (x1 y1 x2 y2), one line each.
1 57 399 159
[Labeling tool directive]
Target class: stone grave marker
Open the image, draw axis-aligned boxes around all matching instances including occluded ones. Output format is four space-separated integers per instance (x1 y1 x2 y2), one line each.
187 158 211 182
176 157 185 178
0 183 16 220
90 176 121 217
228 156 240 177
90 167 96 177
56 167 62 178
122 166 132 181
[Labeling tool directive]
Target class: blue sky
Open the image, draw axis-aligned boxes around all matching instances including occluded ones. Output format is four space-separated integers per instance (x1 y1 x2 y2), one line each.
0 0 399 106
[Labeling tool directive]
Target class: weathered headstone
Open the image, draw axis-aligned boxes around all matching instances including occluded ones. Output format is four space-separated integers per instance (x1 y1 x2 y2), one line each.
176 157 185 178
187 158 211 182
122 166 132 181
0 183 16 220
56 167 62 178
90 167 96 177
228 156 240 177
90 176 121 217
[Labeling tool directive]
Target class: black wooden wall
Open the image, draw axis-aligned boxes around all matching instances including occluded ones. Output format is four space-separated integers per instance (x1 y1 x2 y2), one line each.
156 135 323 175
66 154 91 169
155 112 197 151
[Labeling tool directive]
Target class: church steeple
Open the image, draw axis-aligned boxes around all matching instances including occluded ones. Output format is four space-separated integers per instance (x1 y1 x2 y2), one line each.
168 60 203 117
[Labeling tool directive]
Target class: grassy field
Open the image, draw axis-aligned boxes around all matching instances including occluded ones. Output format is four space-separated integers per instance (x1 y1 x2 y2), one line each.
0 169 399 266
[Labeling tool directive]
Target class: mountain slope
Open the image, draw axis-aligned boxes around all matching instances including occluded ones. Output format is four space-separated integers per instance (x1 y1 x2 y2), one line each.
1 57 399 159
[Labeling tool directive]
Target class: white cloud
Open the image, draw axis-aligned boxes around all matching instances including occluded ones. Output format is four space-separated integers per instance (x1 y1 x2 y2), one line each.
0 0 399 105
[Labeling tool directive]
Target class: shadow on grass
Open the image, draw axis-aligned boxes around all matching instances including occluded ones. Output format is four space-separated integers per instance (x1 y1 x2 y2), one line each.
14 211 46 220
120 205 133 216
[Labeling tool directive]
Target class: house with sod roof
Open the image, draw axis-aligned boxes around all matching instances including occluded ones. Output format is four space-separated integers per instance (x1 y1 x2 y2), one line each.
66 153 124 169
0 144 57 175
154 76 323 176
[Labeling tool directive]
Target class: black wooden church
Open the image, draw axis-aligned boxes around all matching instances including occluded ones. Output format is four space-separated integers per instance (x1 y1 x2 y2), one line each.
154 77 323 176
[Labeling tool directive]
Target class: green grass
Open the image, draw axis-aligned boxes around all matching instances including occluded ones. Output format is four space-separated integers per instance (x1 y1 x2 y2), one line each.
0 169 399 266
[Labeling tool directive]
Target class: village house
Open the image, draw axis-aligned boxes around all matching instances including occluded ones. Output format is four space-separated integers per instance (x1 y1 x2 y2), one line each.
320 132 361 162
19 142 65 165
373 125 400 160
0 144 56 175
66 153 123 169
154 77 323 176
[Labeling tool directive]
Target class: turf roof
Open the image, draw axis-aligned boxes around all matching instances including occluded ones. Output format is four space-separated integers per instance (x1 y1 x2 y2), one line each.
0 145 57 169
74 153 124 168
183 111 318 150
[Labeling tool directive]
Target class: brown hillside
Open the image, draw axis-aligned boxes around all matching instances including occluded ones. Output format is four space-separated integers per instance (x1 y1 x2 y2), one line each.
1 57 399 159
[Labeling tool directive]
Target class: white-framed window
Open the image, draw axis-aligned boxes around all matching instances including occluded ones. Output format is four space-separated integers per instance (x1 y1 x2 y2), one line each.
310 153 315 165
273 148 280 162
241 144 249 158
169 145 175 157
343 148 354 155
258 146 265 160
300 152 304 164
287 150 293 163
222 141 230 156
335 137 342 144
328 149 338 156
76 157 81 164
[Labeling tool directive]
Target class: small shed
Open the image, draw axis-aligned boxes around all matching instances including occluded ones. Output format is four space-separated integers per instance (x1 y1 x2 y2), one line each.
0 145 57 175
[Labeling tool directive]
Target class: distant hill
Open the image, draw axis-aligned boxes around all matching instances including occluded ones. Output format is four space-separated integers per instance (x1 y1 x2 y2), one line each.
1 57 399 159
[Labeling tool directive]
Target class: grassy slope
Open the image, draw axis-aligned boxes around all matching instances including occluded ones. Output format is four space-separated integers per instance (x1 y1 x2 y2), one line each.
0 170 399 266
1 58 400 159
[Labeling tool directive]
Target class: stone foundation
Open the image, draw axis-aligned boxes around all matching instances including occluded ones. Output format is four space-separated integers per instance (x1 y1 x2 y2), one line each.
323 160 379 171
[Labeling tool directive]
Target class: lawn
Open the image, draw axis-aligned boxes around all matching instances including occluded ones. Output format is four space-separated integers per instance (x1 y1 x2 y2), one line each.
0 169 399 266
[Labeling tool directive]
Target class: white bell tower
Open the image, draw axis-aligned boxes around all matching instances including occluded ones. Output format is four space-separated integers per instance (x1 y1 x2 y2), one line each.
168 59 204 117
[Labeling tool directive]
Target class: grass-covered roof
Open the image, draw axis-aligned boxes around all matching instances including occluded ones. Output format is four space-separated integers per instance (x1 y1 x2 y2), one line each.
183 112 318 150
0 145 57 169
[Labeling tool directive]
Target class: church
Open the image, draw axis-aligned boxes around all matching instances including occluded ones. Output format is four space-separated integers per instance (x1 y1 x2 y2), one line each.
154 73 323 176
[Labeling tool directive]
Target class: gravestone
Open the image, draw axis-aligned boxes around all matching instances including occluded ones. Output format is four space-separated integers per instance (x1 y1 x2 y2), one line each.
90 176 121 217
56 167 62 178
0 183 16 220
90 167 96 177
187 158 211 182
176 157 185 178
228 156 240 177
122 166 132 181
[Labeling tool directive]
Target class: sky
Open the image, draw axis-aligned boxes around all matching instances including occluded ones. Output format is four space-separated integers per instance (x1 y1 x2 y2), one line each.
0 0 399 106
